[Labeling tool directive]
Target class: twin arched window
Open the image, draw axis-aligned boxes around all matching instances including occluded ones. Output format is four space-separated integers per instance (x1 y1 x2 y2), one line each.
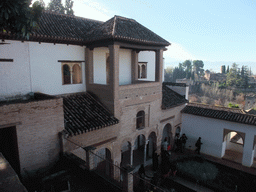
136 111 145 129
62 63 82 85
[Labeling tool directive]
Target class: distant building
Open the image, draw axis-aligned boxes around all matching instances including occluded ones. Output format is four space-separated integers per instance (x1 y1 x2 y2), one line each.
204 70 226 82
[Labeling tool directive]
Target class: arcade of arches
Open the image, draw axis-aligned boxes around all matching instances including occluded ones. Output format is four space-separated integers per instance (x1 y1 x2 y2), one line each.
120 123 179 168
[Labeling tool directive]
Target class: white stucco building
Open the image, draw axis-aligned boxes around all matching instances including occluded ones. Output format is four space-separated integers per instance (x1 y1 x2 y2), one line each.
0 11 189 192
182 103 256 167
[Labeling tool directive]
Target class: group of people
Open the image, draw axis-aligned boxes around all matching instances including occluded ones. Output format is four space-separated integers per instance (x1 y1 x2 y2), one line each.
174 133 188 153
168 133 203 154
137 134 203 191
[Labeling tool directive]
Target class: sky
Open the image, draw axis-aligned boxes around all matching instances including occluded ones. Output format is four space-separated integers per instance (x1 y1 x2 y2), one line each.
35 0 256 73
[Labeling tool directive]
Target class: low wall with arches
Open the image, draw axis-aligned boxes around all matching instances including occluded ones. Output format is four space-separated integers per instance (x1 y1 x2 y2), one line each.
182 113 256 167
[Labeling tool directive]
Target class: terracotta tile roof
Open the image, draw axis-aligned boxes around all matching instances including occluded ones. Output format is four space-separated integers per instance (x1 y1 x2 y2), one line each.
62 92 119 137
1 11 102 45
0 12 170 46
181 104 256 126
85 15 170 46
162 83 188 109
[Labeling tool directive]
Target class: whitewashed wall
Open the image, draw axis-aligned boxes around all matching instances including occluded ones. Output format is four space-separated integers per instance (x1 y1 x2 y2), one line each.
119 49 131 85
138 51 156 81
93 47 108 84
182 114 256 167
29 42 86 95
0 40 31 97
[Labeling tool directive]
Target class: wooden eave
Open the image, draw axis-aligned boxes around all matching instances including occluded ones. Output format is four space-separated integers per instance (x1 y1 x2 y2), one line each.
86 39 167 51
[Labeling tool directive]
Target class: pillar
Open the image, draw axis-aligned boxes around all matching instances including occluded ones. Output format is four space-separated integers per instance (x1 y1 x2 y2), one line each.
130 145 135 166
131 50 139 83
122 166 134 192
155 49 163 82
85 48 94 86
242 133 254 167
84 146 96 170
144 140 149 164
113 151 122 181
108 44 120 118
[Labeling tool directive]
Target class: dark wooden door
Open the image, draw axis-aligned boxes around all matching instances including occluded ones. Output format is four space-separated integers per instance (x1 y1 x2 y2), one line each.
0 126 20 174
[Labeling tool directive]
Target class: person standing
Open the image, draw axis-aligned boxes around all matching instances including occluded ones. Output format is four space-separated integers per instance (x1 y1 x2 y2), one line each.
180 133 188 153
174 133 180 152
195 137 203 154
162 137 168 151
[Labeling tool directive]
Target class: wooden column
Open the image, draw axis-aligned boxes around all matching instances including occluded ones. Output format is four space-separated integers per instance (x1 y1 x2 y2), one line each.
85 48 94 87
131 50 139 83
155 49 163 82
108 44 120 117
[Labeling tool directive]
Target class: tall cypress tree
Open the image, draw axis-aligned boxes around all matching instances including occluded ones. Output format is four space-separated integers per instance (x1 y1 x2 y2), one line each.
226 65 230 73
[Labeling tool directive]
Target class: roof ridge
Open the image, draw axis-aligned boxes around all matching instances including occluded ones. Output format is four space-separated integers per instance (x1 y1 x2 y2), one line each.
42 10 103 23
112 15 117 36
114 15 136 22
187 104 256 117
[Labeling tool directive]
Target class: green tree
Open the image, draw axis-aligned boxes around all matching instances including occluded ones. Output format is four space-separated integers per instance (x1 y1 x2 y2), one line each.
226 63 249 88
241 65 249 89
0 0 44 38
47 0 64 14
183 60 192 79
164 67 173 82
226 63 239 86
226 65 229 73
193 60 204 78
65 0 74 15
36 0 45 7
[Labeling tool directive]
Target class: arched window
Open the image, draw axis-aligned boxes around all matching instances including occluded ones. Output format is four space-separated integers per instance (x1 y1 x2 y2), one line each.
62 62 82 85
63 64 71 84
72 64 82 84
136 111 145 129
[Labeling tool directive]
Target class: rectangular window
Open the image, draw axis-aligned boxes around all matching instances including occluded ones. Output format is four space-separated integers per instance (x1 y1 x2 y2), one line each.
138 62 147 79
62 63 82 85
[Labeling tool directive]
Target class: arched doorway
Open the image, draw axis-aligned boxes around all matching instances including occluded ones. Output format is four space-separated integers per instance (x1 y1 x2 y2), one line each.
133 134 146 167
222 130 244 164
162 124 173 147
147 132 157 160
94 148 113 178
121 141 131 167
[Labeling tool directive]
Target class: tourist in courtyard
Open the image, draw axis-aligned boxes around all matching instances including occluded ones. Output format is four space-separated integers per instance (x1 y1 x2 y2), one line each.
195 137 203 154
162 137 168 151
180 133 188 153
174 133 180 152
